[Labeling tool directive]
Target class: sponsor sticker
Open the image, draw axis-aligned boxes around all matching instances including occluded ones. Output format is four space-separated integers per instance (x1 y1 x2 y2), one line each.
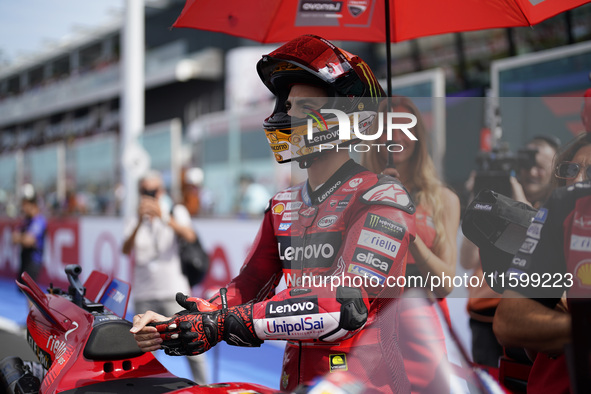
329 353 348 372
348 178 363 188
347 263 386 284
318 181 342 203
300 1 343 13
534 208 547 223
282 212 299 221
571 235 591 252
275 191 298 201
304 127 340 147
518 238 539 254
327 195 352 212
271 143 289 152
362 184 410 207
511 256 528 269
506 267 527 279
357 229 400 258
262 315 326 337
575 260 591 287
300 206 317 217
273 203 286 215
317 215 338 228
278 223 292 231
286 201 303 211
363 214 405 239
352 247 393 273
526 223 543 240
266 296 319 318
277 232 342 269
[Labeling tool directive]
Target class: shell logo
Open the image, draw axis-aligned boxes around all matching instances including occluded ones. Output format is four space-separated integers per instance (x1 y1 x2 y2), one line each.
575 260 591 287
272 203 285 215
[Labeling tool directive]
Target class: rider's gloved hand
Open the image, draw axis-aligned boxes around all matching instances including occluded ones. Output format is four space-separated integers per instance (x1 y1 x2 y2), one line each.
174 293 220 313
149 292 262 356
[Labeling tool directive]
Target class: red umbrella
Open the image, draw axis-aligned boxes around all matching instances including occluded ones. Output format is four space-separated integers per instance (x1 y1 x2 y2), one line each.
173 0 590 94
174 0 587 43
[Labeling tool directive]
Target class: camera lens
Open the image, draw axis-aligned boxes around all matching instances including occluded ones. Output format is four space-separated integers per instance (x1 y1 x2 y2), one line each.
141 188 158 197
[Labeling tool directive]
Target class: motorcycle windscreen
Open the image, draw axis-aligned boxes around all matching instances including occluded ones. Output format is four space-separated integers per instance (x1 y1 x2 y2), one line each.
99 278 131 319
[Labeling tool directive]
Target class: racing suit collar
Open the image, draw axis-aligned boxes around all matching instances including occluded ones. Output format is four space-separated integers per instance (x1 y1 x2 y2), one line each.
304 159 365 206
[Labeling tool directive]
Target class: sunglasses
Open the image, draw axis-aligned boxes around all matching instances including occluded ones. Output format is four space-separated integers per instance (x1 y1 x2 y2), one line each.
555 161 591 180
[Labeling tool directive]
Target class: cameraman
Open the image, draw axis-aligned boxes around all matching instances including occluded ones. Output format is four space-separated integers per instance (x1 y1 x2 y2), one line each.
512 136 560 208
460 136 559 367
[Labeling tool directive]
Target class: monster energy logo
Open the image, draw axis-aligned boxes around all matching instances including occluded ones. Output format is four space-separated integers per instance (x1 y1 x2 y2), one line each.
368 214 379 227
363 214 405 240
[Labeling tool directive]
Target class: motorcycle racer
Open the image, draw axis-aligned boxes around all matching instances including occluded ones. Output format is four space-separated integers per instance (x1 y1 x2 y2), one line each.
132 35 416 393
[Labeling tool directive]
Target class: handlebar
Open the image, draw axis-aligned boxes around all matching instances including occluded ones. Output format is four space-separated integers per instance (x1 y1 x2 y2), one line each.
65 264 86 308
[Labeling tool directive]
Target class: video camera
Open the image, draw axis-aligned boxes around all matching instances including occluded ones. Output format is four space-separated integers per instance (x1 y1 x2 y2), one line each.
473 143 538 197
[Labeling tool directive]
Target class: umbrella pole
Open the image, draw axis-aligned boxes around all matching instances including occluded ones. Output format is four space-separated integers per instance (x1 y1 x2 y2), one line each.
384 0 393 97
384 0 395 169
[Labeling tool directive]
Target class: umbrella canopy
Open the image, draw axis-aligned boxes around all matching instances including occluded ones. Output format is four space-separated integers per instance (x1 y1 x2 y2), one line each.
173 0 590 44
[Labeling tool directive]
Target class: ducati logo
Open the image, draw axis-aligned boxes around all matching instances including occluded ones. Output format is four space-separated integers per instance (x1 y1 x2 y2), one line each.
348 0 368 17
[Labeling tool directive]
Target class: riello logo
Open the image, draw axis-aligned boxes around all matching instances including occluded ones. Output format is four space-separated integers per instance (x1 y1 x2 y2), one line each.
306 109 418 153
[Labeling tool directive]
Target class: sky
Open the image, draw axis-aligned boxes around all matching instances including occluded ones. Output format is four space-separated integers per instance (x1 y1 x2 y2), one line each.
0 0 124 65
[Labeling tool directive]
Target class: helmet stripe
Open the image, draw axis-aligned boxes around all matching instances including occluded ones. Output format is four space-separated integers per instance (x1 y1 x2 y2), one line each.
306 109 328 131
358 63 379 102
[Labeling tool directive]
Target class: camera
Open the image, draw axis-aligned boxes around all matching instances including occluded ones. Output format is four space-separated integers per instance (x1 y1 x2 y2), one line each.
140 188 158 198
473 144 538 197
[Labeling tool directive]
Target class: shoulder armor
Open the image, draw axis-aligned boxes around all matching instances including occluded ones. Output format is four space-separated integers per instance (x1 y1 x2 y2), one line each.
360 175 415 214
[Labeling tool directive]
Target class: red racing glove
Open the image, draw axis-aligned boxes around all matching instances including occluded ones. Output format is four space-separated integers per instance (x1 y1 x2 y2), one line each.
150 291 263 356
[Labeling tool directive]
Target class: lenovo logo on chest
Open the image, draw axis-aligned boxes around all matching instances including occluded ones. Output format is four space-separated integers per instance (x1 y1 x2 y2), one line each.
277 233 342 269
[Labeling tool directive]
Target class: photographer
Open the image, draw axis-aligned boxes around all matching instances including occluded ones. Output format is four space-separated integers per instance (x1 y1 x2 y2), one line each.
121 170 208 384
460 136 559 367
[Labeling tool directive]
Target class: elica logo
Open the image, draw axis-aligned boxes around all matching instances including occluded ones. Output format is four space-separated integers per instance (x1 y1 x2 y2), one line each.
306 109 418 153
353 247 393 273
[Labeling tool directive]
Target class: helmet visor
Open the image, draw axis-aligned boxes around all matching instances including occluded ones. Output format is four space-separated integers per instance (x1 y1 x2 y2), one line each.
261 35 352 85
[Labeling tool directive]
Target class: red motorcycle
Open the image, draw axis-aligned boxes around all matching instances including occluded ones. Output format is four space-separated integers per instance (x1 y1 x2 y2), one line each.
0 264 506 394
0 265 277 394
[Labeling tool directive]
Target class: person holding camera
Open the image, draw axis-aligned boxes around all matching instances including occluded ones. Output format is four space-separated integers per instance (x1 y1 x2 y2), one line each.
493 131 591 394
460 135 560 368
121 170 208 385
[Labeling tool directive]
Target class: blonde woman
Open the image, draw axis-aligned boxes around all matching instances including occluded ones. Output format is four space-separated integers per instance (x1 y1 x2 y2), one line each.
362 96 460 299
361 96 460 393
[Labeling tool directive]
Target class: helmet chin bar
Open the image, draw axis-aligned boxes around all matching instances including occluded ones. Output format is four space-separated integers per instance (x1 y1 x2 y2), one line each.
298 153 322 169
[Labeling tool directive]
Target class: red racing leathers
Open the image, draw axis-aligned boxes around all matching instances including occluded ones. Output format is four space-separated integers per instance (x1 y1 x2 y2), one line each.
209 160 416 392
